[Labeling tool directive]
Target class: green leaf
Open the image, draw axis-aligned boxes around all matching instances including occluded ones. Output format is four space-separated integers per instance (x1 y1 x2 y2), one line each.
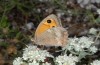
78 51 89 59
0 16 10 28
96 17 100 23
0 42 8 47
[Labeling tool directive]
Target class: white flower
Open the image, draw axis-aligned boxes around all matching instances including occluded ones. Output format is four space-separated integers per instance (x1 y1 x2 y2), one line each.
77 0 82 4
95 0 100 3
78 37 94 48
62 36 98 59
42 62 51 65
97 9 100 15
13 57 24 65
26 22 34 30
91 60 100 65
89 46 98 53
74 44 82 52
89 28 97 35
22 45 53 62
55 54 78 65
13 45 53 65
29 61 39 65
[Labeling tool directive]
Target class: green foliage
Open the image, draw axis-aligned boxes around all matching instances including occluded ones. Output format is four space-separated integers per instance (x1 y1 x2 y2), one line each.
2 0 34 15
0 42 9 47
0 16 10 28
96 17 100 23
7 29 20 39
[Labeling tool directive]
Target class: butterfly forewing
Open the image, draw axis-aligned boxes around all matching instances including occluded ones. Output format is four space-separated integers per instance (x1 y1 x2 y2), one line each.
35 14 62 37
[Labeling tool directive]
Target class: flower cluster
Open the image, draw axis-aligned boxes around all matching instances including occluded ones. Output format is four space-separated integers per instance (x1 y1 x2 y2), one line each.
90 60 100 65
13 45 53 65
63 36 98 59
89 28 98 35
55 54 79 65
13 36 99 65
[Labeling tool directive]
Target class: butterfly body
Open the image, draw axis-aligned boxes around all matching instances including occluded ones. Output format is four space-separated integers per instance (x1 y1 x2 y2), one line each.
33 14 68 47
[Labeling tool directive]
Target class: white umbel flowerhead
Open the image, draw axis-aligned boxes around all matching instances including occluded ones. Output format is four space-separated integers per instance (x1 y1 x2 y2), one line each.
55 54 79 65
42 62 52 65
62 36 98 59
13 45 53 65
29 61 39 65
63 36 96 52
89 46 98 53
91 60 100 65
13 57 24 65
22 45 53 62
89 28 97 35
97 9 100 14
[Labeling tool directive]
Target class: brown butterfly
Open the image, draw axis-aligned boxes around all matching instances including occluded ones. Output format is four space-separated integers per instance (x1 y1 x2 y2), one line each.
32 14 68 47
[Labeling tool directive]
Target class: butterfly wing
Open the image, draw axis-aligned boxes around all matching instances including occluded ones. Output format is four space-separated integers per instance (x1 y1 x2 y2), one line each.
35 27 68 47
33 14 68 46
35 14 62 37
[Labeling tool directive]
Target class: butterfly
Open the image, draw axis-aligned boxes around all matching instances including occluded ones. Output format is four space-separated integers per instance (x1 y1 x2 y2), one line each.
32 14 68 47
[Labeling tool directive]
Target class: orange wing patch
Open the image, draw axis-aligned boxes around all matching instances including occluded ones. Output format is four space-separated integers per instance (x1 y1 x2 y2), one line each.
35 19 58 37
